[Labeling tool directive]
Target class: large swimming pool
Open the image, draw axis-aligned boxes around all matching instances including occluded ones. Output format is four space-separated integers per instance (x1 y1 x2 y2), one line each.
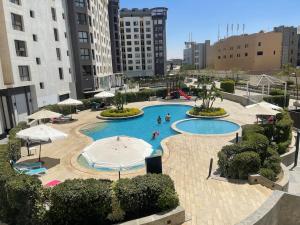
82 104 192 151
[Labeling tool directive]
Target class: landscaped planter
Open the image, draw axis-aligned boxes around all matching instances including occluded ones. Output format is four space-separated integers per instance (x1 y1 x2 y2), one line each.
186 110 229 118
98 108 144 120
187 107 228 118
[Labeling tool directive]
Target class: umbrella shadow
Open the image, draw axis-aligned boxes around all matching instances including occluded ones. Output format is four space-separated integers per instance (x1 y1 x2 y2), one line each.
20 157 60 169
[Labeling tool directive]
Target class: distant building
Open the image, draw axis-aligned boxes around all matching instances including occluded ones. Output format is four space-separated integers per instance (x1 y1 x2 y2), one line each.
0 0 74 137
167 58 183 66
120 8 168 77
108 0 123 74
273 26 298 67
183 41 210 69
66 0 113 98
208 26 299 73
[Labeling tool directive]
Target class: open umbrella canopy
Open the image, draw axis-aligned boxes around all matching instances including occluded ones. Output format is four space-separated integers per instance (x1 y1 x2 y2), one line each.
57 98 83 106
245 104 279 116
16 124 67 142
28 109 62 120
246 101 282 111
81 136 153 170
94 91 115 98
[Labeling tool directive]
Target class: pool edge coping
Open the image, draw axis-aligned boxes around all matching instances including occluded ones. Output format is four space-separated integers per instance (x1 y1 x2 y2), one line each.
171 118 242 137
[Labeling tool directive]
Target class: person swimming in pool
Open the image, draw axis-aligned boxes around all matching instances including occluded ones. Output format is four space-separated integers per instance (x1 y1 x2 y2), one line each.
152 131 160 139
165 113 171 122
157 116 162 124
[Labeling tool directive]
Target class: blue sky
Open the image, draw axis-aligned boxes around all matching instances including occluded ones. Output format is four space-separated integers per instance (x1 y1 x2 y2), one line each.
120 0 300 59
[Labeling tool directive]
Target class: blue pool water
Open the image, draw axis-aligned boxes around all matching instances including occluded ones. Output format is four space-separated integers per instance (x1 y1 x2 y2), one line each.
82 105 192 151
175 119 240 135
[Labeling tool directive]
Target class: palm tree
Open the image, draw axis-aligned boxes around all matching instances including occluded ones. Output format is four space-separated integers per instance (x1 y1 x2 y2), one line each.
196 82 223 109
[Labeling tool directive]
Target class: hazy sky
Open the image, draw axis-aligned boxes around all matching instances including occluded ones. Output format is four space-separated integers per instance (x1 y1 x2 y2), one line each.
120 0 300 59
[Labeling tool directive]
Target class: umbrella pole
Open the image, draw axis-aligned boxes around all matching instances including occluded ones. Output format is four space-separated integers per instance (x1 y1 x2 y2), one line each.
39 142 42 162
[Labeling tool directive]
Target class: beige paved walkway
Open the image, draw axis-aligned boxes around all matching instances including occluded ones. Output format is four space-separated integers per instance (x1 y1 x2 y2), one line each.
19 99 272 225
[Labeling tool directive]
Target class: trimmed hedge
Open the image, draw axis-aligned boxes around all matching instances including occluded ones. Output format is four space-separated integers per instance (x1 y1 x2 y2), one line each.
0 145 179 225
189 107 227 117
49 179 113 225
220 80 235 93
259 168 277 182
263 89 290 108
100 108 141 118
115 174 178 220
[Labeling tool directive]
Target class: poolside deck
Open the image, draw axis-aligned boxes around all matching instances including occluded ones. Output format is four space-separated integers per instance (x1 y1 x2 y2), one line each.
19 99 272 225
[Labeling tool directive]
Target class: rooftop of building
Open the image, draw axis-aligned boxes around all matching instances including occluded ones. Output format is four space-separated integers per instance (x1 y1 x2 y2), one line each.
120 7 168 17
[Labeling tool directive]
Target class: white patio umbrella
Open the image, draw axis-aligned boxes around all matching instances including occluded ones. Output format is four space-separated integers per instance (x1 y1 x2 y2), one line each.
28 109 62 120
58 98 83 118
246 101 282 111
81 136 153 170
245 104 279 116
17 125 67 161
94 91 115 98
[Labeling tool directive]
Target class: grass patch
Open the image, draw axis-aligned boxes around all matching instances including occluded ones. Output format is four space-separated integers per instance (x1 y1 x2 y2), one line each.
101 108 141 118
189 107 227 117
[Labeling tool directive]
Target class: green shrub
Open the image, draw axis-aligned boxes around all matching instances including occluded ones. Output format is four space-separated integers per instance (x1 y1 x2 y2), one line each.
7 138 21 161
242 124 264 137
189 107 226 117
115 174 178 220
16 121 29 129
157 188 179 211
259 168 277 182
5 175 42 225
270 89 285 96
8 127 22 140
263 95 290 108
228 151 261 179
49 179 112 225
242 133 269 160
275 111 293 143
101 108 141 117
220 80 235 93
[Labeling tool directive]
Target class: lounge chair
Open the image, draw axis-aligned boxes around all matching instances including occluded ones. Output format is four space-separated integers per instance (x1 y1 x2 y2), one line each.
24 167 47 176
51 115 72 124
14 161 42 171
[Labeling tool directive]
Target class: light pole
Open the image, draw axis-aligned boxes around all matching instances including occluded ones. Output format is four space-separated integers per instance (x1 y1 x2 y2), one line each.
291 72 299 109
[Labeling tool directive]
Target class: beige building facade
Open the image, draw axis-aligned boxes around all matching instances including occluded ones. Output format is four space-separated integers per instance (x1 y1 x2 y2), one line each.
212 31 283 72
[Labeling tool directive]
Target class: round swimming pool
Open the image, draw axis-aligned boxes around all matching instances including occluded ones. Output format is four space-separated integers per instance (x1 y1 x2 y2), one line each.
174 118 240 135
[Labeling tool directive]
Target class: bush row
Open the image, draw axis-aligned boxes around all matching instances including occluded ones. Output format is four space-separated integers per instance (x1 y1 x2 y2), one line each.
218 111 292 181
263 89 290 108
220 80 235 93
189 107 227 117
0 143 179 225
100 108 141 117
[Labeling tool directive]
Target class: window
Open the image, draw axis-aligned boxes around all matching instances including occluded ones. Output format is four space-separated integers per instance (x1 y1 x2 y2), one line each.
11 13 23 31
56 48 61 60
146 21 151 25
134 28 139 32
78 31 88 43
257 51 263 56
128 60 133 64
51 8 56 21
33 34 37 41
133 21 138 26
59 68 64 80
80 48 90 60
82 65 92 76
75 0 85 7
127 47 132 52
126 35 131 39
245 52 248 57
18 66 30 81
30 10 35 18
128 66 133 70
135 47 140 51
245 44 249 48
146 28 151 32
15 40 27 57
125 28 131 32
10 0 20 5
146 40 151 45
90 33 94 43
146 34 151 38
127 41 132 46
258 42 262 46
127 54 132 58
134 41 139 45
237 45 241 49
53 28 59 41
36 58 41 65
125 21 130 26
77 13 87 25
273 50 276 55
39 82 44 89
146 47 151 51
67 50 69 56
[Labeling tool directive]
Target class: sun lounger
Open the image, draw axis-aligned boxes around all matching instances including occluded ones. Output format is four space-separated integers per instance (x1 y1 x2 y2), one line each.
14 162 42 171
51 115 72 123
24 167 47 176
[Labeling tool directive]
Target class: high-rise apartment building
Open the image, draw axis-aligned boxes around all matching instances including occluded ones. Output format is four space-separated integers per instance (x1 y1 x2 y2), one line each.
66 0 113 98
0 0 74 137
119 8 168 77
183 40 210 69
273 26 298 67
108 0 122 74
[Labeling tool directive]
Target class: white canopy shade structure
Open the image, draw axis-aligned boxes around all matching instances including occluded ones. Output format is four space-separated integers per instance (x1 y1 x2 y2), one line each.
57 98 83 106
245 104 279 116
17 125 67 161
81 136 153 170
28 109 62 120
246 101 282 111
94 91 115 99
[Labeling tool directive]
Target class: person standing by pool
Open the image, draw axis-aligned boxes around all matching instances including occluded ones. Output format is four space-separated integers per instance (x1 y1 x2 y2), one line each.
165 113 171 122
157 116 162 124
